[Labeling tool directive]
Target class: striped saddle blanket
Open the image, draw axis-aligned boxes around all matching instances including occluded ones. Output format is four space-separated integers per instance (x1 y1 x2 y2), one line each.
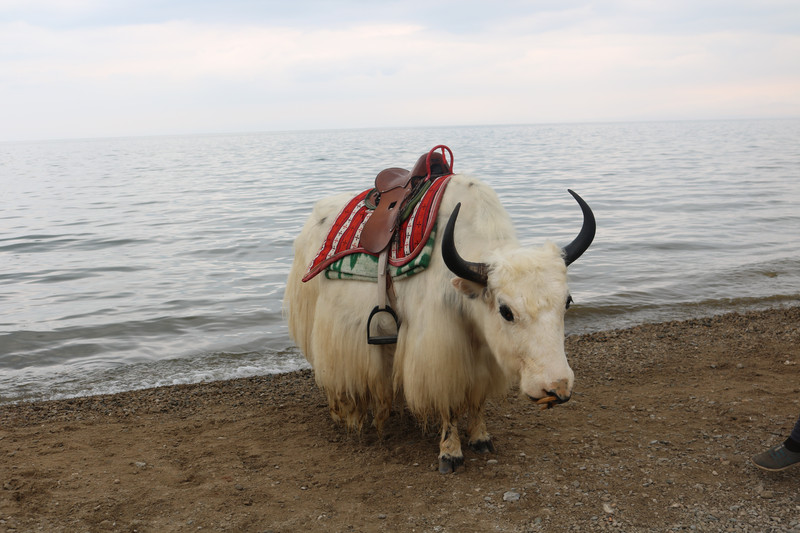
302 174 452 282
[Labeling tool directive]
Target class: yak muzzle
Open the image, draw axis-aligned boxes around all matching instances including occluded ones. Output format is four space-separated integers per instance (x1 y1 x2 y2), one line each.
531 392 571 410
529 380 572 410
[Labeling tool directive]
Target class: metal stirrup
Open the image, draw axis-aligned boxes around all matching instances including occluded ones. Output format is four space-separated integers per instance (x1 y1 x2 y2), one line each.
366 249 400 344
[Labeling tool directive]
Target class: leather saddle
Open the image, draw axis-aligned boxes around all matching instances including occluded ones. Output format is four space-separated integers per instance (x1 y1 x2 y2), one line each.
361 145 453 345
360 148 452 254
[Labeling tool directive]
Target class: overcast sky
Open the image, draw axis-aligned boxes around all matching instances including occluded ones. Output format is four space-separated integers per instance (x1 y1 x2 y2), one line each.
1 0 798 141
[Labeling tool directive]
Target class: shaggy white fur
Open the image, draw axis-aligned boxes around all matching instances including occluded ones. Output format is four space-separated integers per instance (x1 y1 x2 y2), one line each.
284 174 576 471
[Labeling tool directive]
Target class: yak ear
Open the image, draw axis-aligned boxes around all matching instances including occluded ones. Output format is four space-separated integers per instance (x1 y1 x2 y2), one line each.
452 278 487 300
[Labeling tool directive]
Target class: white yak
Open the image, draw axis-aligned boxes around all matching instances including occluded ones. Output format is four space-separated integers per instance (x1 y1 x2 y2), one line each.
284 173 595 473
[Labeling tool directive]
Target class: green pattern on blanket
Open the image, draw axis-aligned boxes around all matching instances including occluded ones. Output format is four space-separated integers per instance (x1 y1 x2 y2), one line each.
324 227 436 281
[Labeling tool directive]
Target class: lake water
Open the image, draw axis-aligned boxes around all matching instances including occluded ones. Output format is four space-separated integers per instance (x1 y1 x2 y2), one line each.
2 120 799 403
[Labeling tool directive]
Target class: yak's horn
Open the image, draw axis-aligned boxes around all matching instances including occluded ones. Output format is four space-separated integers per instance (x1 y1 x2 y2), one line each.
562 189 596 266
442 203 489 286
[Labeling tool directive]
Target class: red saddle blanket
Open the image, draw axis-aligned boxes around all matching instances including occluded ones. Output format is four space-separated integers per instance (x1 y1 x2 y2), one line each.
302 174 452 282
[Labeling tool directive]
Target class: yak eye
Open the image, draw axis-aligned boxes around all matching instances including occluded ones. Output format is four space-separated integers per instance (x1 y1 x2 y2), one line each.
499 304 515 322
566 295 574 310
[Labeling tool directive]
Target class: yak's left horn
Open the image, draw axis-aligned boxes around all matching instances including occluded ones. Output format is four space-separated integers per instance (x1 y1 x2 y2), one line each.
442 203 489 286
562 189 596 266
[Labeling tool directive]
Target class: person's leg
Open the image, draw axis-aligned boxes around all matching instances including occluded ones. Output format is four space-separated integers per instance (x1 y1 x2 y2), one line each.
785 414 800 452
752 413 800 471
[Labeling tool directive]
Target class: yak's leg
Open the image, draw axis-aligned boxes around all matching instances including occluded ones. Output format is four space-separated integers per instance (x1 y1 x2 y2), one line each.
327 390 367 434
325 390 344 424
438 411 464 474
467 403 496 454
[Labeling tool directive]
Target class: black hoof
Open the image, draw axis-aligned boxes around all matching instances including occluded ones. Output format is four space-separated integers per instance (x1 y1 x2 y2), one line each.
469 438 496 454
438 454 464 474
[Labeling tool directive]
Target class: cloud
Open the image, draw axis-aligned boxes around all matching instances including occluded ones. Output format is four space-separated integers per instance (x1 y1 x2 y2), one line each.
1 1 799 141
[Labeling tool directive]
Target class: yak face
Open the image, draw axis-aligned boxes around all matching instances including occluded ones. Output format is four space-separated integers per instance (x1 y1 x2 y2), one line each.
451 244 575 402
443 190 595 405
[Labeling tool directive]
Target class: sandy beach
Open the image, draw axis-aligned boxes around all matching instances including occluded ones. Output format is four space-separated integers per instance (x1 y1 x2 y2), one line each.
2 307 800 532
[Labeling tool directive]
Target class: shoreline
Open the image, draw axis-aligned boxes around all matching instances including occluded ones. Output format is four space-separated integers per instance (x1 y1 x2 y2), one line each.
3 307 800 531
5 298 800 407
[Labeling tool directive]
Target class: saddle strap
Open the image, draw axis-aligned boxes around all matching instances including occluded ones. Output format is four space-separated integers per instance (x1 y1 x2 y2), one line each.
377 249 388 308
376 250 398 311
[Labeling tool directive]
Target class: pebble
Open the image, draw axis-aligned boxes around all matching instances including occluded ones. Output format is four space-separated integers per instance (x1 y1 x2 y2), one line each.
503 491 521 502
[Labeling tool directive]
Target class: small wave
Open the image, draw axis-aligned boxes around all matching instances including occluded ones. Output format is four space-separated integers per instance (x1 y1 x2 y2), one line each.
0 235 82 253
0 234 152 254
1 348 310 404
71 237 154 251
0 306 287 371
0 265 149 284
